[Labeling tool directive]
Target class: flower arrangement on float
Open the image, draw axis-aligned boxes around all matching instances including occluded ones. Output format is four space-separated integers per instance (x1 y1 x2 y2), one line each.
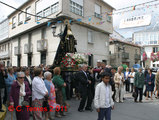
60 53 88 70
150 52 159 62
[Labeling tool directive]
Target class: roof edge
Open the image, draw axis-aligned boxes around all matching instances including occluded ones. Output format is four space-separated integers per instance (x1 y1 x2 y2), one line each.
100 0 115 10
110 38 141 48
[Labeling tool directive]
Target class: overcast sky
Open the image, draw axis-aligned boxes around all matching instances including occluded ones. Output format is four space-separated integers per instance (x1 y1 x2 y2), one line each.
0 0 158 38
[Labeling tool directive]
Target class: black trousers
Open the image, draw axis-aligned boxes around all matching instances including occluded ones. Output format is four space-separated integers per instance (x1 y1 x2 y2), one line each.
135 87 143 101
125 80 130 92
130 83 134 92
0 89 2 110
78 87 92 110
3 86 7 104
66 82 71 100
0 88 4 110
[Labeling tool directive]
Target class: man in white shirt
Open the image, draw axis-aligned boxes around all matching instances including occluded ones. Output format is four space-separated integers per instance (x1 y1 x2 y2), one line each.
94 72 114 120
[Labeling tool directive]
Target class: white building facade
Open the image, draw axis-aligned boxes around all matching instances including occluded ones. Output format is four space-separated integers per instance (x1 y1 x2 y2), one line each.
0 19 11 66
6 0 113 67
133 30 159 68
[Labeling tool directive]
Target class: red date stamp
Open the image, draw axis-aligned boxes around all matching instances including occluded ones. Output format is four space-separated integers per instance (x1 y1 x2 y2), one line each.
8 105 67 112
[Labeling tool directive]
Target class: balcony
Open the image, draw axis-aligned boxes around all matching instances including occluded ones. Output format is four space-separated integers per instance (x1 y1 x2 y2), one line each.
134 54 141 60
110 54 116 60
14 46 21 55
0 51 10 59
37 39 48 52
24 44 33 54
122 52 129 59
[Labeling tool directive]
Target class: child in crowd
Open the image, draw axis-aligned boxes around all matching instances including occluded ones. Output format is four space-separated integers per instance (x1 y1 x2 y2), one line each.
94 72 114 120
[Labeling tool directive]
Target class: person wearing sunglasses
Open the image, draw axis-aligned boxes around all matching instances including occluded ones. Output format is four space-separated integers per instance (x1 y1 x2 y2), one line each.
9 72 31 120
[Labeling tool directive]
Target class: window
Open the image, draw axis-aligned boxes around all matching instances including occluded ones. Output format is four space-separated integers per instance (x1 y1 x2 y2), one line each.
7 61 10 67
102 60 107 65
2 45 4 52
36 0 59 21
95 4 101 18
28 54 32 67
37 11 43 21
88 31 93 43
42 28 46 39
107 15 112 22
70 0 83 16
43 7 51 17
135 49 137 53
51 2 59 14
154 34 157 41
17 55 21 67
18 12 23 25
41 52 46 65
153 47 158 53
26 7 31 20
88 54 93 66
5 44 6 51
153 64 155 67
154 41 157 44
12 16 16 29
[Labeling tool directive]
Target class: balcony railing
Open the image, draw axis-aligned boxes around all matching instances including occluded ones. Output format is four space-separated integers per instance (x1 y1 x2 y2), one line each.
37 39 48 52
0 51 10 59
110 54 116 60
122 52 129 59
134 54 141 60
14 46 21 55
24 44 33 54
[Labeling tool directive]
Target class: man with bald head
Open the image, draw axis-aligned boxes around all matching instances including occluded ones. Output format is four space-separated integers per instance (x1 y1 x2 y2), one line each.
78 64 92 112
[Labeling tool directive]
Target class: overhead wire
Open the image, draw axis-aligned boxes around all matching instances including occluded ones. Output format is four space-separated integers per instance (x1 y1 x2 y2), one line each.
0 0 53 20
1 0 159 22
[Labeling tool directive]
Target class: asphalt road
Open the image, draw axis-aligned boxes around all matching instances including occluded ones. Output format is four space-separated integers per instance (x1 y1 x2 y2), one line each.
4 93 159 120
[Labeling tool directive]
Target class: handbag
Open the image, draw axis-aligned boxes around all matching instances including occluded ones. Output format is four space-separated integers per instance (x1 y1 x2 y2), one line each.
43 96 50 112
132 92 137 98
21 101 29 106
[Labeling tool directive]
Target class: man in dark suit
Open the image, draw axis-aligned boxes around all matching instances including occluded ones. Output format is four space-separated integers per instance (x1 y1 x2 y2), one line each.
0 62 7 112
78 64 91 112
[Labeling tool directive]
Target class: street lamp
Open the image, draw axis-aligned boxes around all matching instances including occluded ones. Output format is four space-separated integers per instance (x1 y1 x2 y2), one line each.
51 25 61 37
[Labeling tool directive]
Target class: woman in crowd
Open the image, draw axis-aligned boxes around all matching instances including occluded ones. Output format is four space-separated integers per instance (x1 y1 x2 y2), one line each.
5 67 16 102
32 67 48 120
129 68 135 93
44 71 60 120
9 72 31 120
52 67 67 117
146 68 155 100
111 67 117 101
24 68 33 110
124 67 130 93
154 69 159 98
114 66 124 103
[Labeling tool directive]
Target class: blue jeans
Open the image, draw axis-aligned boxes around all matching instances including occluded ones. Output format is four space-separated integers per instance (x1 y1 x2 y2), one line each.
98 107 111 120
